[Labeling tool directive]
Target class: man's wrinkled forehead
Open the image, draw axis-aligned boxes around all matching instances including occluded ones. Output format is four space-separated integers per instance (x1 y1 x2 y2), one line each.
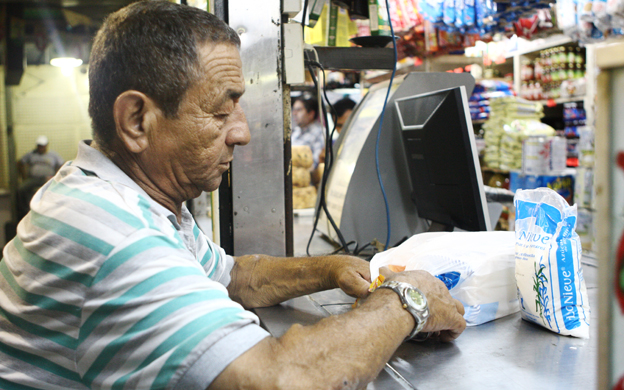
193 43 245 104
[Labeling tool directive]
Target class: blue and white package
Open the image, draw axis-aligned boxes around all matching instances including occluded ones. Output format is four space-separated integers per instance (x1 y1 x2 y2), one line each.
369 231 519 326
464 0 476 27
456 0 466 29
514 188 591 338
443 0 456 26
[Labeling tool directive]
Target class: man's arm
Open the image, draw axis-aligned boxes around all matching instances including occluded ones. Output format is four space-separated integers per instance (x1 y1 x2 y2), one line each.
227 254 370 308
210 270 466 390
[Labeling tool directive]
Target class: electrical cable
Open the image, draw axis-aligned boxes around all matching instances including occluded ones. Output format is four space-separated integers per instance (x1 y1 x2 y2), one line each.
301 0 309 34
306 60 348 254
303 53 351 256
374 0 399 251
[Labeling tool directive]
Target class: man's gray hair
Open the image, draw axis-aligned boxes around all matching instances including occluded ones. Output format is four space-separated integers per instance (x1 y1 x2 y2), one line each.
88 1 241 150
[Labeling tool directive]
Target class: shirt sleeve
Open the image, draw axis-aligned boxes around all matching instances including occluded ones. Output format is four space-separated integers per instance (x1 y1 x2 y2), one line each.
19 152 32 165
79 228 268 389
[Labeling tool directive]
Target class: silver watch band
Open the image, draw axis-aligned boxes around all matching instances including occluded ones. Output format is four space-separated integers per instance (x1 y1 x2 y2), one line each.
378 280 429 341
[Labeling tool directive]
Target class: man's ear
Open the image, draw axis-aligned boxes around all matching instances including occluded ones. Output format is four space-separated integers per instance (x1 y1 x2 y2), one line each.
113 91 159 154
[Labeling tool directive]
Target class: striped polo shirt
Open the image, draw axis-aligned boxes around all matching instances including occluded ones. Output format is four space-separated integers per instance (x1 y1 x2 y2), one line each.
0 141 269 389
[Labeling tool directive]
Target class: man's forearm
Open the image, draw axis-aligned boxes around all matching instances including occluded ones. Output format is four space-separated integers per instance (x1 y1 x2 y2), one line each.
209 288 414 390
228 254 339 308
213 270 466 390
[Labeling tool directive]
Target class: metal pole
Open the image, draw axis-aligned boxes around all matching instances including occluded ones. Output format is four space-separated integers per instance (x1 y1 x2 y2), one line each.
5 85 17 226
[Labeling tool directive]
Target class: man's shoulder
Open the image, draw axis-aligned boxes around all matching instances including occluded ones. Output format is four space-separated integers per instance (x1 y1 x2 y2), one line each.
20 150 35 162
308 121 324 135
41 165 155 231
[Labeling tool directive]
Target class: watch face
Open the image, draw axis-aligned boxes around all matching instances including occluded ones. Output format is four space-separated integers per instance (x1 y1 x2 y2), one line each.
407 288 427 310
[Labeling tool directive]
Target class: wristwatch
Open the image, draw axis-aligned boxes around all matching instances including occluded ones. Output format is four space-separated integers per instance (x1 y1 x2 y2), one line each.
378 280 429 341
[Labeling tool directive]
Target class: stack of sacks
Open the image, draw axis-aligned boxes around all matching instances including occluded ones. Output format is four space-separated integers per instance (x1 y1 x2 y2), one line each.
499 120 556 171
482 97 544 169
292 145 318 209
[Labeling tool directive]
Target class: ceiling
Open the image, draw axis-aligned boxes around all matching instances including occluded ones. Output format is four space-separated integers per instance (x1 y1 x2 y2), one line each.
0 0 137 26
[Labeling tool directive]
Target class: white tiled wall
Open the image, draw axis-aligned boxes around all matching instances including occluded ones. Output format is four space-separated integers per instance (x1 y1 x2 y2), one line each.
11 64 91 164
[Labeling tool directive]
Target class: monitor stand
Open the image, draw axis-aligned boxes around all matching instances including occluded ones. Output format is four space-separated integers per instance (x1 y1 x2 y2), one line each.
427 221 454 232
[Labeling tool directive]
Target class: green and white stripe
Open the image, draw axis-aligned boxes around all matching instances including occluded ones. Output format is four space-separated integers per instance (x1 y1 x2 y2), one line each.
0 141 268 389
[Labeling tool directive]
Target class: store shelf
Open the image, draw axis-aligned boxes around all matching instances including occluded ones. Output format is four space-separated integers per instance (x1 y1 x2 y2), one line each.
481 167 511 176
308 47 395 71
523 96 586 106
506 34 573 58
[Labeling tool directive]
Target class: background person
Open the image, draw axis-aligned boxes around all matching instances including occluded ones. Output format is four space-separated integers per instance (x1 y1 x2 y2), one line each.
312 97 357 186
292 95 325 167
16 135 63 219
332 96 357 134
0 2 466 389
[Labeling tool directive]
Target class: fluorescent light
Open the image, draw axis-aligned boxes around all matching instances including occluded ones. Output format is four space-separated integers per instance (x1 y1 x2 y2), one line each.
50 57 83 68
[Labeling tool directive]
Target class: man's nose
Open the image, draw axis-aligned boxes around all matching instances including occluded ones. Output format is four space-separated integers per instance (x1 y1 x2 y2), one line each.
226 105 250 146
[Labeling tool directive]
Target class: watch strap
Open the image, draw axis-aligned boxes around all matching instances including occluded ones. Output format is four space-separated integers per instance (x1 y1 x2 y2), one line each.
378 280 429 341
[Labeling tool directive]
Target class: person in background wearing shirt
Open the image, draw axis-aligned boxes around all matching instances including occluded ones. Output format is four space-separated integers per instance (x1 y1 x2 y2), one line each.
16 135 64 219
0 2 466 389
312 97 357 186
291 95 325 167
332 96 357 134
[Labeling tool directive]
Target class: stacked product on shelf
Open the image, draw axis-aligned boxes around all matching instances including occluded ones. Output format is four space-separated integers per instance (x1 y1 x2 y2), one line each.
562 102 586 167
499 119 558 171
506 109 575 209
510 129 573 206
520 46 586 101
291 145 318 210
418 0 502 35
469 79 514 121
482 97 543 169
510 139 575 210
556 0 624 43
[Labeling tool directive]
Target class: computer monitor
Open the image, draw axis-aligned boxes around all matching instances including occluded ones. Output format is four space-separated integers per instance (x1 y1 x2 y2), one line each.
394 86 490 232
318 72 492 250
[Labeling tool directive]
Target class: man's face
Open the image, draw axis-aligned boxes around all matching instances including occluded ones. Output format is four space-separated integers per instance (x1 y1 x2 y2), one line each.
146 43 249 198
335 109 352 134
292 100 315 128
36 145 48 154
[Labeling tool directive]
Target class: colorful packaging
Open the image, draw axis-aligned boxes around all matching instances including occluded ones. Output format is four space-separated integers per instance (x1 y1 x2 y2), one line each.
514 188 591 339
443 0 456 26
522 136 567 174
368 0 391 36
510 171 575 205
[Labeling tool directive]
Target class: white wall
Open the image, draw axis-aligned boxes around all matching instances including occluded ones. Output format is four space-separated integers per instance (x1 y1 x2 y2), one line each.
12 64 91 164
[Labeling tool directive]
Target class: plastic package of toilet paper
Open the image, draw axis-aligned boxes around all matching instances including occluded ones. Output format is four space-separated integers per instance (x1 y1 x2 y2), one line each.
514 188 591 338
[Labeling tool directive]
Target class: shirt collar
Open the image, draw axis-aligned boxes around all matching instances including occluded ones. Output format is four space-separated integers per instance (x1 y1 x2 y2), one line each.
72 140 186 230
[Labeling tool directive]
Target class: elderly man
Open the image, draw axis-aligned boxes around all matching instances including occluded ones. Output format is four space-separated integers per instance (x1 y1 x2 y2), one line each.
0 2 466 389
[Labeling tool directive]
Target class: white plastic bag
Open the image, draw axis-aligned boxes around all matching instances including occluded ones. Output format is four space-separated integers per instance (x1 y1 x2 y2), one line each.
514 188 591 338
369 231 518 326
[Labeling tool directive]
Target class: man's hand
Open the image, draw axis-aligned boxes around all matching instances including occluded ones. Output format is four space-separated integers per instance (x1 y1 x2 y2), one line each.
388 270 466 342
327 255 371 299
229 255 372 308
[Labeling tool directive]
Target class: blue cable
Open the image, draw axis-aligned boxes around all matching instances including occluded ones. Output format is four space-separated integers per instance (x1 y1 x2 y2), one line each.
375 0 398 251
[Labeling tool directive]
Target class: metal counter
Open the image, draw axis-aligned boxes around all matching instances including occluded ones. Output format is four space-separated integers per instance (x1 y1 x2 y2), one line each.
255 262 598 390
